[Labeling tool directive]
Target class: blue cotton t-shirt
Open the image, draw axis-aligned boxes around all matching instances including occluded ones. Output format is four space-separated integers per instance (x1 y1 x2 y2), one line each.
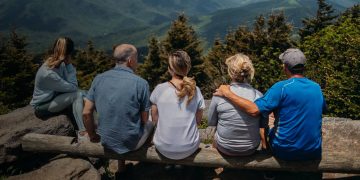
255 77 326 161
86 66 150 154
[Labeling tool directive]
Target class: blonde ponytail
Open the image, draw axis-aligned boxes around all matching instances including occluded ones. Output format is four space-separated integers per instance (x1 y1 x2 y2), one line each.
168 50 197 106
178 76 196 105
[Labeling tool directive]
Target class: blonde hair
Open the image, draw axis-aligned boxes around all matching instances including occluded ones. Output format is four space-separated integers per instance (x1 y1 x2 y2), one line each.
168 50 196 105
45 37 74 69
225 53 255 83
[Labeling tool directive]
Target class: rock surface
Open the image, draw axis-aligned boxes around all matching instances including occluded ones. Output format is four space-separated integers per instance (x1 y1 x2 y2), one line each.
0 106 75 165
8 157 100 180
199 127 215 142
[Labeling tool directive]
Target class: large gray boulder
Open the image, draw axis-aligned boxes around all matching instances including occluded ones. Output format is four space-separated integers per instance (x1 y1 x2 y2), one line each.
0 106 75 165
8 157 100 180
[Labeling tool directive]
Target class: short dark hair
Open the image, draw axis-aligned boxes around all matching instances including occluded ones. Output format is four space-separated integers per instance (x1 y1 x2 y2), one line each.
288 64 305 74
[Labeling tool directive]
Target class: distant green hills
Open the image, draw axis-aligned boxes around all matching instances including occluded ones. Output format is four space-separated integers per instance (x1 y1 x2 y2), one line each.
199 0 358 40
0 0 357 53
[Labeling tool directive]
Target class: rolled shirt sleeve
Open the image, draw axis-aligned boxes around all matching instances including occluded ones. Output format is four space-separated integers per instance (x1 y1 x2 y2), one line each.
139 80 151 112
86 76 100 102
196 87 205 110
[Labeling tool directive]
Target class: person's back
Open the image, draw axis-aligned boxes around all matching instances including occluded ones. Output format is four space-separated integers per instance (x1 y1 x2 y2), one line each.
214 48 326 161
209 83 262 155
150 50 205 160
30 62 78 106
151 83 203 159
208 54 265 156
261 77 324 160
254 48 326 160
30 37 87 137
84 44 152 157
88 66 149 153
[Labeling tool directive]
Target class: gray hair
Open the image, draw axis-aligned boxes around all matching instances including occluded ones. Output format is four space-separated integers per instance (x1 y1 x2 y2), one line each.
113 44 137 64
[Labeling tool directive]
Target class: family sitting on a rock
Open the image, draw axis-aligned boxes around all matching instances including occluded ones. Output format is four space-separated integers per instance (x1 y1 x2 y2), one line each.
30 37 326 176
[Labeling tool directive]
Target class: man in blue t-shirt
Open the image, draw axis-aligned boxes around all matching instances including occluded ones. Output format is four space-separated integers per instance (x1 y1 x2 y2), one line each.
82 44 153 174
214 48 326 161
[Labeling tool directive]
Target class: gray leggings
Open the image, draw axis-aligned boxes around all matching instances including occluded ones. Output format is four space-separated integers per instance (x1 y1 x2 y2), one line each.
35 90 86 131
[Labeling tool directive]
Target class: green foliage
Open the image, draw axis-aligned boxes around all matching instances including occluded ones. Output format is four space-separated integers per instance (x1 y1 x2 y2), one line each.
198 116 208 129
337 4 360 24
302 11 360 119
0 30 37 114
73 41 113 89
139 14 211 96
162 14 210 94
299 0 338 41
204 38 229 89
205 12 293 93
137 37 166 90
252 12 293 92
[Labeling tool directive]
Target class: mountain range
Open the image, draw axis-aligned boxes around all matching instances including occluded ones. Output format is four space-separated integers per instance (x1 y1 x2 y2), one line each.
0 0 358 53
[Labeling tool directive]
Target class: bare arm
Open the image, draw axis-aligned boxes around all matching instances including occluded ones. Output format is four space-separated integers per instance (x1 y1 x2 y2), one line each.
151 104 159 125
83 99 100 142
141 111 149 124
196 109 203 126
260 128 267 149
214 85 260 117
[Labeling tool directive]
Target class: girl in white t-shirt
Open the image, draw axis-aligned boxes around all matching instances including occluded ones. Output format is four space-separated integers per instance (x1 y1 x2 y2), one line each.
150 50 205 160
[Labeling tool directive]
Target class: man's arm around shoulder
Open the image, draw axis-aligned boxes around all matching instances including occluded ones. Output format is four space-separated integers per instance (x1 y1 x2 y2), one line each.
214 85 261 117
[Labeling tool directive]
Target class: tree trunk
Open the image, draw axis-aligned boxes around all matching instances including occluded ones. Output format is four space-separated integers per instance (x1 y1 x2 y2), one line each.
21 119 360 173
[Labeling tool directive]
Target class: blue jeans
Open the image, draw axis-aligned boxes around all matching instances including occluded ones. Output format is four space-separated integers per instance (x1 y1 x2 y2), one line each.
35 90 86 131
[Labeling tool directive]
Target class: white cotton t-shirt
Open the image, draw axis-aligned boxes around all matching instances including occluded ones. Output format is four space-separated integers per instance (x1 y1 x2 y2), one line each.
150 82 205 160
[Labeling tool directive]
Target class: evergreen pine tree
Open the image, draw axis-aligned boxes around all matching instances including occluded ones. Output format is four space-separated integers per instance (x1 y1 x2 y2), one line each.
225 26 252 55
205 26 252 93
337 4 359 24
205 12 293 93
204 38 228 89
267 12 293 50
161 14 210 96
302 4 360 119
137 36 166 90
252 12 293 92
0 30 37 114
73 41 112 89
251 15 268 55
299 0 337 41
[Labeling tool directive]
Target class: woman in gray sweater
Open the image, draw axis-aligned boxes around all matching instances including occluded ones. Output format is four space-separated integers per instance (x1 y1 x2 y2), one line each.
30 37 86 137
208 54 266 156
